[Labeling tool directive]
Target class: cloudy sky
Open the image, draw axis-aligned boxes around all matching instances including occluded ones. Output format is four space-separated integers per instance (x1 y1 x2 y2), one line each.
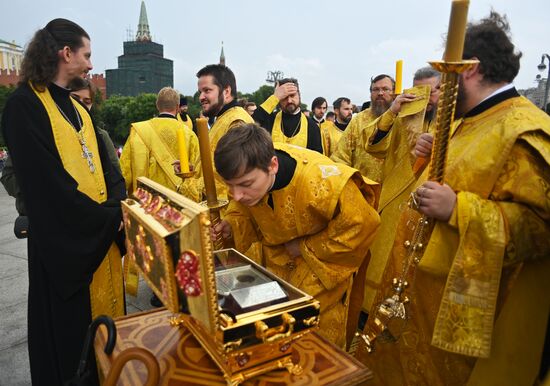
2 0 548 107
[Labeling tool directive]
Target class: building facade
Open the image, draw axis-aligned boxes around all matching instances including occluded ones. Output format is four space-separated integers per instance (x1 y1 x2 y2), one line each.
0 39 23 73
106 1 173 97
0 39 23 86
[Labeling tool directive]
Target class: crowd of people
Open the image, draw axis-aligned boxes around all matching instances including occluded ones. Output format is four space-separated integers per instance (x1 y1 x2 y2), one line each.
0 9 548 386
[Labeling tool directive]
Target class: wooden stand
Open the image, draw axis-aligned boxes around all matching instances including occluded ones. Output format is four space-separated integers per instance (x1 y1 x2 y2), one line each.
95 308 373 386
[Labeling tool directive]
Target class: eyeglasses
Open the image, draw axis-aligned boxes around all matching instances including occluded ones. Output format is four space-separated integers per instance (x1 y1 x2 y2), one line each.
371 87 393 94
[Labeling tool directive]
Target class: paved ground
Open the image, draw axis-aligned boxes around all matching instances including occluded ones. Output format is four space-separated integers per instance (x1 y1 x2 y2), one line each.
0 185 156 386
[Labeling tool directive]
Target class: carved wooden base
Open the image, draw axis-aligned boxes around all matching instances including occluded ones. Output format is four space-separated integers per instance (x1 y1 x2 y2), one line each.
95 308 372 385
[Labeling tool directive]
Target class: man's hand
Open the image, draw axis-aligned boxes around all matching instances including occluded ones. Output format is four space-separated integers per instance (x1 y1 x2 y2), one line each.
284 238 302 258
172 160 181 174
274 81 298 101
389 93 418 114
416 181 456 222
172 160 195 174
211 220 232 242
415 133 434 158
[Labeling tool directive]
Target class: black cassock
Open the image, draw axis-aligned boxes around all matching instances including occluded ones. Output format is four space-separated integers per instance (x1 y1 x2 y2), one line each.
1 83 126 385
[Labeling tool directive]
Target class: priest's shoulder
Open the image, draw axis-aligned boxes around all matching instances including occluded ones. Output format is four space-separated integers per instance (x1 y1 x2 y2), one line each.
501 97 550 136
2 83 48 125
5 83 42 109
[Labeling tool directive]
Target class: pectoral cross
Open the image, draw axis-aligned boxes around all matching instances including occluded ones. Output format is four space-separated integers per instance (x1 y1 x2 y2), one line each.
80 140 96 173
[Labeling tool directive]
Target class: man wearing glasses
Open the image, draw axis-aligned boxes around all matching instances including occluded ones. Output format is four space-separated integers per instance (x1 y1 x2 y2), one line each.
331 74 413 182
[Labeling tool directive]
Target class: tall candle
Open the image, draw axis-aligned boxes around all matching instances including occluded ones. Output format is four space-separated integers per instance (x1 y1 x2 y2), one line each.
176 127 190 173
444 0 469 62
196 118 218 204
395 60 403 94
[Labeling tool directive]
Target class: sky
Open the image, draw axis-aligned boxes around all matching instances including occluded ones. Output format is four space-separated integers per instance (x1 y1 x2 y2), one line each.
2 0 548 107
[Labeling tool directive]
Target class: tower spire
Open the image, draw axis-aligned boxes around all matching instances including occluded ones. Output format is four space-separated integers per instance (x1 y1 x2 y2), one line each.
219 41 226 66
135 1 151 42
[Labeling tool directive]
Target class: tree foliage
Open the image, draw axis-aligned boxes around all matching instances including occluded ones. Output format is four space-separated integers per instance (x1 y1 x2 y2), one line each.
96 93 157 145
239 85 275 106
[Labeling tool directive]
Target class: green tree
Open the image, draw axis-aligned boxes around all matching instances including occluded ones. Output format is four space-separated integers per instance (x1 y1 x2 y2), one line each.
98 95 131 145
250 85 274 105
97 93 157 145
184 91 202 122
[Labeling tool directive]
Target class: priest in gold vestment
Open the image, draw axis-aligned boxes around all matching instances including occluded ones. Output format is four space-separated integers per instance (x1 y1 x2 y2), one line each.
1 19 126 385
212 123 381 349
362 67 441 312
331 74 399 182
120 87 200 202
195 64 254 198
361 13 550 386
320 97 353 157
177 95 194 132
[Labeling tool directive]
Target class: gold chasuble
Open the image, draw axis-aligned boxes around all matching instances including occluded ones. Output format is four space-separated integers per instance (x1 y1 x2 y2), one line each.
320 120 344 157
271 111 309 148
197 106 253 199
363 96 550 386
120 117 200 201
362 85 434 310
330 108 395 182
32 86 124 320
224 144 381 348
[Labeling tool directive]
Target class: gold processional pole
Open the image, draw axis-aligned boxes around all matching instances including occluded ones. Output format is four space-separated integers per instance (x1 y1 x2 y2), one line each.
196 118 228 250
356 0 479 354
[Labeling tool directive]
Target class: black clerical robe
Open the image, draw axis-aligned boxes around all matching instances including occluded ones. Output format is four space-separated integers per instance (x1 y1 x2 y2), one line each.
1 82 126 385
253 101 324 153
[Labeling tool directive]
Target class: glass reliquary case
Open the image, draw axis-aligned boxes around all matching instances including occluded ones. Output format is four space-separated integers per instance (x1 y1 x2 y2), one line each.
121 177 320 385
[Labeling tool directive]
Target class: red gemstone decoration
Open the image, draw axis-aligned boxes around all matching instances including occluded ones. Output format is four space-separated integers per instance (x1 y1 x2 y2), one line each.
175 250 202 297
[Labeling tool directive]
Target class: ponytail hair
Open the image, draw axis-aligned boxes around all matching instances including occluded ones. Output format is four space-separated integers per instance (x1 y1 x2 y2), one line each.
20 18 89 90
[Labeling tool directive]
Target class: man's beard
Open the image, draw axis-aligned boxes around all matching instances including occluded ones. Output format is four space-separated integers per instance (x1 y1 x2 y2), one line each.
202 93 224 118
282 103 299 114
371 98 392 117
455 76 467 118
425 107 436 121
337 114 352 124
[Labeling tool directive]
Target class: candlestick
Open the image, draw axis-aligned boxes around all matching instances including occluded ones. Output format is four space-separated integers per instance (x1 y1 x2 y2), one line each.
196 118 218 205
395 60 403 95
444 0 469 62
176 127 190 173
196 117 228 250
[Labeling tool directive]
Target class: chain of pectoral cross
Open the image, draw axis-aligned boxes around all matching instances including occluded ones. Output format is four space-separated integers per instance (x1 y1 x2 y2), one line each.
55 101 96 173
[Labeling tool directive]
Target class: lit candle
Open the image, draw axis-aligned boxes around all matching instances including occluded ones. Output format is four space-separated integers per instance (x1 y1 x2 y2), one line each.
176 127 190 173
395 60 403 95
196 118 218 205
444 0 469 62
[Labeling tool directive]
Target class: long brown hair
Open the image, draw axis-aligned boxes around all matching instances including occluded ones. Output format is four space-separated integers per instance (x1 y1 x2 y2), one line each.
20 18 89 91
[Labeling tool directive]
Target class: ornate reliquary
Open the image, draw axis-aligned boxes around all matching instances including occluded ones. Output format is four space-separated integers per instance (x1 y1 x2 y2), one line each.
121 177 320 385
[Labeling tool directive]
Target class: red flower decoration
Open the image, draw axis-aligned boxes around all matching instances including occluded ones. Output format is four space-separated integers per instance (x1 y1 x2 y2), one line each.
175 250 202 297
